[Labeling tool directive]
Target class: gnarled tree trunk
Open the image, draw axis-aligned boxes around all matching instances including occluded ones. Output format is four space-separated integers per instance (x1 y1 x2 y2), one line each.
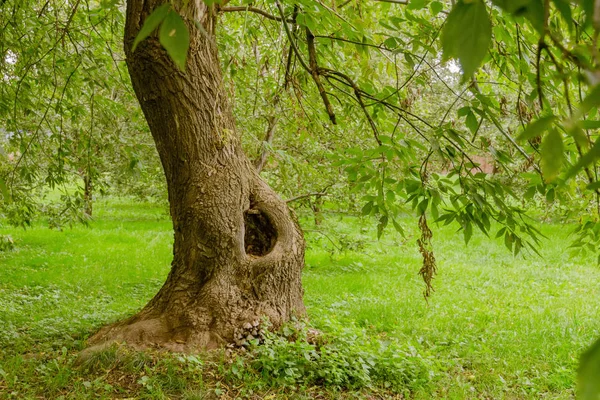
88 0 305 352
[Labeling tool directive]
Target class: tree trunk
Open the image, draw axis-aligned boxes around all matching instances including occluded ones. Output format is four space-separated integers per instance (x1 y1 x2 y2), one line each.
88 0 305 352
83 174 92 217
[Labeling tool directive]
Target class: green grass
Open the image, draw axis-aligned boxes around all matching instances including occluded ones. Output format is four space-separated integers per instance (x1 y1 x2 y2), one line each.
0 197 599 398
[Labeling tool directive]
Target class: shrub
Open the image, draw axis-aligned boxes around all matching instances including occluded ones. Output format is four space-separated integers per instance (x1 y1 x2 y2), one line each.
227 319 433 394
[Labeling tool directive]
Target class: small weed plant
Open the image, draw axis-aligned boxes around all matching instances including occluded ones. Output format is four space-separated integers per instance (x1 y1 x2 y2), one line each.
227 319 432 395
0 234 14 251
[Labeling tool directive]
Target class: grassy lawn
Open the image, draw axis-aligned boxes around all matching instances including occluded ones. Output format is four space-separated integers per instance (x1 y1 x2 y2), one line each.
0 197 598 399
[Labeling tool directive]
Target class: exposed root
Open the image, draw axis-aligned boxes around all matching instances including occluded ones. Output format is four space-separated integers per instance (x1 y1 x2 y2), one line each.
86 315 224 354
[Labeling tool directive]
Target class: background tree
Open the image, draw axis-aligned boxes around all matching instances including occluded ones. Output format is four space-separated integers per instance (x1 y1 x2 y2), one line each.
0 0 162 228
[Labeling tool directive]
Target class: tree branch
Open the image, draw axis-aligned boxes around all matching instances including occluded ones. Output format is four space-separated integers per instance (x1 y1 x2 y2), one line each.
320 68 381 145
374 0 409 4
275 1 311 73
286 188 329 203
306 28 337 124
284 6 299 88
219 6 294 23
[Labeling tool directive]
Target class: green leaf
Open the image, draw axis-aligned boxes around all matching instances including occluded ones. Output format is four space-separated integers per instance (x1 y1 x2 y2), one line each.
568 125 590 149
463 221 473 245
513 237 522 255
430 1 444 14
100 0 120 8
377 215 388 239
383 37 397 49
578 337 600 400
132 3 171 52
580 0 595 27
517 115 556 142
524 186 537 200
578 85 600 118
431 199 439 221
540 129 564 183
417 197 429 215
457 106 471 117
441 0 492 79
466 111 479 134
565 139 600 181
490 0 531 14
408 0 428 10
386 190 396 203
392 218 405 237
581 120 600 129
504 231 513 251
159 11 190 71
551 0 573 29
491 0 545 32
587 181 600 190
545 187 555 202
361 201 373 216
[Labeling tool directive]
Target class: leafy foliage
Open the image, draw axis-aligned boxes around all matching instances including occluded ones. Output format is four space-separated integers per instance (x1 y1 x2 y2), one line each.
0 0 163 226
132 3 190 70
441 0 492 79
158 10 190 70
132 4 171 51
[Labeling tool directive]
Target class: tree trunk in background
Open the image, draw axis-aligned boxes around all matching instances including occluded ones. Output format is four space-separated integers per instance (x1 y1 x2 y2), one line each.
310 195 323 226
83 174 92 217
254 115 277 174
88 0 305 351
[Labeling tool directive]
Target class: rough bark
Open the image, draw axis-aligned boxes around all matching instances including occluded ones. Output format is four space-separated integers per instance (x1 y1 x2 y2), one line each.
88 0 305 352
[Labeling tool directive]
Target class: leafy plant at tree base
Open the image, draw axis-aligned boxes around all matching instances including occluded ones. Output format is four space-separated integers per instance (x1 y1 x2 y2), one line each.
227 320 432 394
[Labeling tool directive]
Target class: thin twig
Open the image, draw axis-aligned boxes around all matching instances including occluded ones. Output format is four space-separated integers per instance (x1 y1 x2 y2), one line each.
275 1 310 72
219 6 294 23
320 68 381 145
286 190 328 203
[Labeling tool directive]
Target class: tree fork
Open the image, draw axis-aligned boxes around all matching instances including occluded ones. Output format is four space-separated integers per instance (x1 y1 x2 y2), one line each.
87 0 305 352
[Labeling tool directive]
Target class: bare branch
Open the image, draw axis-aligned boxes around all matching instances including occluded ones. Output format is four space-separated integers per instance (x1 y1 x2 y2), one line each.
286 191 328 203
219 6 294 23
374 0 409 4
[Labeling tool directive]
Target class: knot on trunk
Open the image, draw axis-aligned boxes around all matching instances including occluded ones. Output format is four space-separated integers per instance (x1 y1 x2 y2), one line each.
244 208 277 256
